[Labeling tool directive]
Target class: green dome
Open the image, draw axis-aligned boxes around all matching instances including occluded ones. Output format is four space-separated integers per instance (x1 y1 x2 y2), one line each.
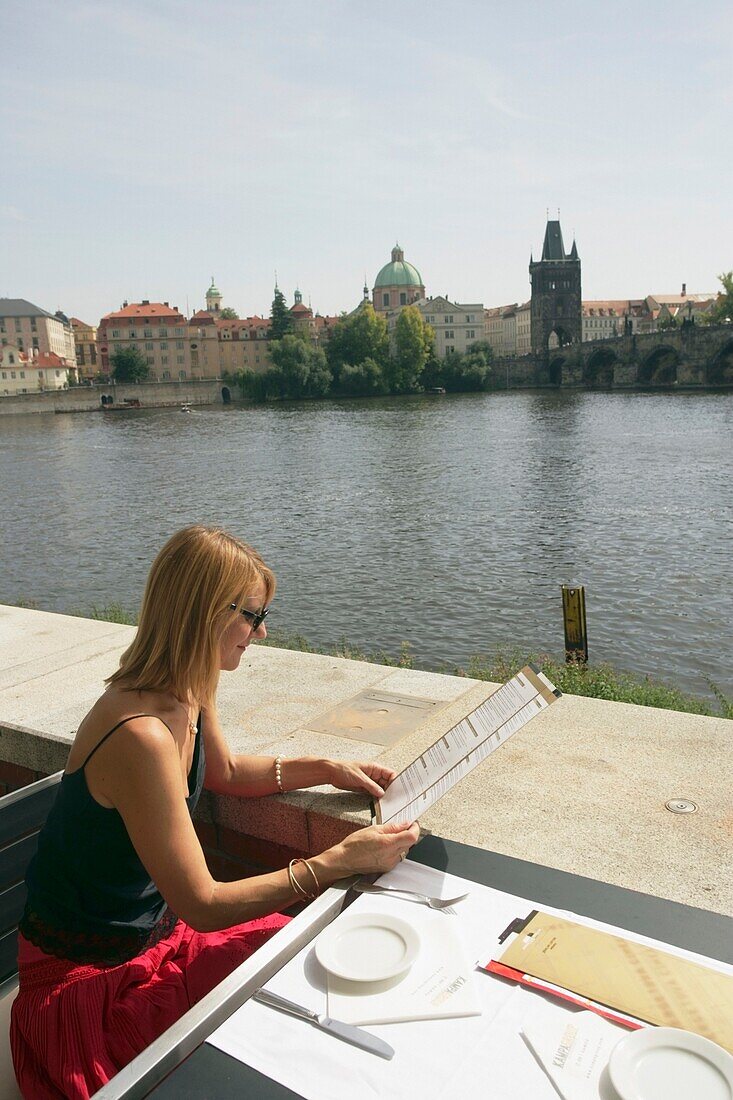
374 245 423 289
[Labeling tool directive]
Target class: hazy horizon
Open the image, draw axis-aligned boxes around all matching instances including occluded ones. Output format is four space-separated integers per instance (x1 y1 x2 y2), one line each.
2 0 731 324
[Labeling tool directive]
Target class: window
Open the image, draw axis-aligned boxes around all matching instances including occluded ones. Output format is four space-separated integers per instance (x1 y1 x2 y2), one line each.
445 315 453 324
445 330 455 339
446 346 455 354
162 370 171 380
175 327 184 336
1 372 5 378
15 319 21 331
399 293 406 305
8 354 14 364
158 328 167 337
161 355 168 364
112 329 120 338
383 293 389 306
467 330 475 340
31 318 37 331
20 371 25 378
160 341 168 349
178 370 187 379
32 337 39 348
146 356 154 364
114 343 122 351
176 355 184 364
129 331 136 339
144 329 153 337
176 340 184 349
145 342 153 350
55 370 61 377
191 352 199 366
17 338 23 350
466 315 473 323
11 371 16 378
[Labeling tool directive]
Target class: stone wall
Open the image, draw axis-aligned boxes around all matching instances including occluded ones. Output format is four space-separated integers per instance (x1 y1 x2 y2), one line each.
0 379 228 416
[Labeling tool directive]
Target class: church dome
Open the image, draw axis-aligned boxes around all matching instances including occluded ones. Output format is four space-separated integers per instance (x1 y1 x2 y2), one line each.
374 244 423 288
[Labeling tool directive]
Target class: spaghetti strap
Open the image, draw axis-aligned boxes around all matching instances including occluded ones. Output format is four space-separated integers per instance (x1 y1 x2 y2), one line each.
81 714 175 769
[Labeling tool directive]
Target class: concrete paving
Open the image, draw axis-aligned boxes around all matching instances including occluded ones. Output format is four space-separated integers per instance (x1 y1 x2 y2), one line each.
1 604 730 915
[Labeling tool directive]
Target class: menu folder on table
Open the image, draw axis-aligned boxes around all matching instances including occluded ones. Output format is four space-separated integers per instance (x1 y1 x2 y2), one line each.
482 910 733 1054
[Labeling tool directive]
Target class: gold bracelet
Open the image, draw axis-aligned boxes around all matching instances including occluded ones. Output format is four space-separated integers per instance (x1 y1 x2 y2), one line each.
298 858 321 898
274 755 284 792
287 860 310 899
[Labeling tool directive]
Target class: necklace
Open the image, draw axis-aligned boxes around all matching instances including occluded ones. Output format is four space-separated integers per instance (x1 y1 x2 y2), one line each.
175 696 198 736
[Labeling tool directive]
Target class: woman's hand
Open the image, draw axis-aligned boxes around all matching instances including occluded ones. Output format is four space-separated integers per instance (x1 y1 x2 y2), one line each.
313 820 421 881
326 760 396 799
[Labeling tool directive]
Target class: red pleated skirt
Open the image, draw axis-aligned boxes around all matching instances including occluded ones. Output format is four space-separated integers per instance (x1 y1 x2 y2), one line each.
10 913 290 1100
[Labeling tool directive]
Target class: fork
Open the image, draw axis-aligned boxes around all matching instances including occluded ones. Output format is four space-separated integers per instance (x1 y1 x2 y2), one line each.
353 880 469 911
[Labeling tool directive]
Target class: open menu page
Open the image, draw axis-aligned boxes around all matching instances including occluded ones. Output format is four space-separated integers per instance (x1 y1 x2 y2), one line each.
374 664 561 824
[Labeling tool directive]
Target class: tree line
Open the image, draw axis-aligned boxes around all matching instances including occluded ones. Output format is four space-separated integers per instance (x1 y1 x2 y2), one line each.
228 289 494 401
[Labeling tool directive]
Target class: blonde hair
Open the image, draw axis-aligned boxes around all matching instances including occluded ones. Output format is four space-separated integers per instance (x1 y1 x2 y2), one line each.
107 525 275 705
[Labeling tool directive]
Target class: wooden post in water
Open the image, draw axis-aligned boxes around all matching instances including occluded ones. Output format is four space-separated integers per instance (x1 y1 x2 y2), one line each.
561 585 588 663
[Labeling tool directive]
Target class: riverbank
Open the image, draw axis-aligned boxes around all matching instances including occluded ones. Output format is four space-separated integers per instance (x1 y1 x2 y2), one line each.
68 604 732 719
0 378 227 415
1 604 730 915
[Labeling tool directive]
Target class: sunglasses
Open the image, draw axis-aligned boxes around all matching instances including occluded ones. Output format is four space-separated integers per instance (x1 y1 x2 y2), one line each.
229 603 270 630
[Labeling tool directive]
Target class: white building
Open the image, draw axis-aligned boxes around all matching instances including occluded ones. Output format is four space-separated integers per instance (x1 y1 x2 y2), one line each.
0 346 70 395
0 299 76 366
415 296 484 358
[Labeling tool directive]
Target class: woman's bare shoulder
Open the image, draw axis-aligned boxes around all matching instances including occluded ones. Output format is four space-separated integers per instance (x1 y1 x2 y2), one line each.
66 688 179 772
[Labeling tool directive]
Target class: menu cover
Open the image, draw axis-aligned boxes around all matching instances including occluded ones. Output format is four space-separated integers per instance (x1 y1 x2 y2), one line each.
484 910 733 1054
326 913 481 1025
374 665 560 825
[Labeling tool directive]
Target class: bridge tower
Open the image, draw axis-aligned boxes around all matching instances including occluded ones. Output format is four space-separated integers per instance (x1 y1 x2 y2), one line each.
529 219 582 356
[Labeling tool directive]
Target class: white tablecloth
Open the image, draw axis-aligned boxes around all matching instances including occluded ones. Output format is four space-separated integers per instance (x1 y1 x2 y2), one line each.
207 860 732 1100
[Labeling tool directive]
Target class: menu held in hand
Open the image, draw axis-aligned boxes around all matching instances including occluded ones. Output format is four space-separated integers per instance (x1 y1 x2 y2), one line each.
374 664 561 824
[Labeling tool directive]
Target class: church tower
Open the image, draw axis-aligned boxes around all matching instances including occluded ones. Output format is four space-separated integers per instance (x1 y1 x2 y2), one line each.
205 277 223 314
529 220 581 356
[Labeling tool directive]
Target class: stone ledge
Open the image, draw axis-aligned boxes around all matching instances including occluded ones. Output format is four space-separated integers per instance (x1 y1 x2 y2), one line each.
1 605 730 916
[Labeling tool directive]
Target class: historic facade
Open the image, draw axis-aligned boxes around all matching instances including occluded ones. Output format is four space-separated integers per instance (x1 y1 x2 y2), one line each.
0 299 76 367
373 244 425 312
98 301 190 379
529 220 582 355
416 296 483 357
71 317 98 378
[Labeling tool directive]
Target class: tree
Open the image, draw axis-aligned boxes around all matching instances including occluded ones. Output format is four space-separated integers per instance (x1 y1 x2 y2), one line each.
219 307 239 320
338 357 389 396
268 335 332 399
110 347 150 383
444 341 494 392
708 271 733 324
389 306 433 392
327 304 390 386
270 288 294 340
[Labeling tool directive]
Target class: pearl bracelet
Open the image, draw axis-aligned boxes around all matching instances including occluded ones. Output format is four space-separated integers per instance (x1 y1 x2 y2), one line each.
274 755 284 792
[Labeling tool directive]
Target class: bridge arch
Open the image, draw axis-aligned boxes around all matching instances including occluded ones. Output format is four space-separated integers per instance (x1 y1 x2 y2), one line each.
548 326 573 350
638 345 679 386
548 355 565 385
584 346 617 388
706 338 733 386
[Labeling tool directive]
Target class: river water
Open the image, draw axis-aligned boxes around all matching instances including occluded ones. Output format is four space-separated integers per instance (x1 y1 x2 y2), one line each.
2 391 731 699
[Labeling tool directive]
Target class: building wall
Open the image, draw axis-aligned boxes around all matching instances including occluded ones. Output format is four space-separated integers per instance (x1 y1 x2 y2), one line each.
99 306 190 379
0 347 69 394
0 312 76 366
72 322 98 377
417 297 482 358
516 303 532 355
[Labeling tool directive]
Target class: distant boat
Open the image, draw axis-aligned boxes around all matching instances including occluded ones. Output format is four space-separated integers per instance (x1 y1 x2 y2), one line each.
181 402 192 413
102 397 141 412
426 387 446 395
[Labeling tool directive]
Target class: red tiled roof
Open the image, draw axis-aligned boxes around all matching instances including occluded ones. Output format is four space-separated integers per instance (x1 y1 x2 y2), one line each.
290 303 312 316
101 302 185 320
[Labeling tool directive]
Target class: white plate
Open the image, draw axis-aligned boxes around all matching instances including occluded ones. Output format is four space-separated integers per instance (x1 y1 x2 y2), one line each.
315 911 420 983
609 1027 733 1100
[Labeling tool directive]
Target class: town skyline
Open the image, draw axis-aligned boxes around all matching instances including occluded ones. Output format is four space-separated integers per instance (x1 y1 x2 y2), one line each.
2 1 731 322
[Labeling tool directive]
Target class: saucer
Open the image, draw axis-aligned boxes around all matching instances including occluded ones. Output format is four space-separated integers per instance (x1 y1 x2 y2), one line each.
315 911 420 983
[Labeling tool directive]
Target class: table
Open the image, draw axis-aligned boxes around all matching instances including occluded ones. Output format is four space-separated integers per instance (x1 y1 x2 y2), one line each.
102 835 733 1098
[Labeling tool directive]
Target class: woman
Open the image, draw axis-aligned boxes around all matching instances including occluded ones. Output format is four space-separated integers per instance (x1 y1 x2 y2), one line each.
11 526 419 1099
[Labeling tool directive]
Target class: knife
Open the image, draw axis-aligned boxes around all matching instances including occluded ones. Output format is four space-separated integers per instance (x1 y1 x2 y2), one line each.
253 988 394 1060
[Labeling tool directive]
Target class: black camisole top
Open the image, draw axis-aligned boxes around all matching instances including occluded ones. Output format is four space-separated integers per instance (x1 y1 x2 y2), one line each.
19 712 205 966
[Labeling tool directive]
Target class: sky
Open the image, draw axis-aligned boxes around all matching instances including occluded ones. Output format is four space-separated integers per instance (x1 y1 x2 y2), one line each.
1 0 732 323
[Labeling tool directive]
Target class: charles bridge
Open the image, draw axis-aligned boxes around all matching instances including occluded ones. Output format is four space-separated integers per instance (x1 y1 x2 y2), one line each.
502 323 733 389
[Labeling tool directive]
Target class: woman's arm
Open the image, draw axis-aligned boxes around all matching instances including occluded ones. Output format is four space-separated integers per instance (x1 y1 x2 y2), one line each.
201 704 395 799
98 718 418 932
